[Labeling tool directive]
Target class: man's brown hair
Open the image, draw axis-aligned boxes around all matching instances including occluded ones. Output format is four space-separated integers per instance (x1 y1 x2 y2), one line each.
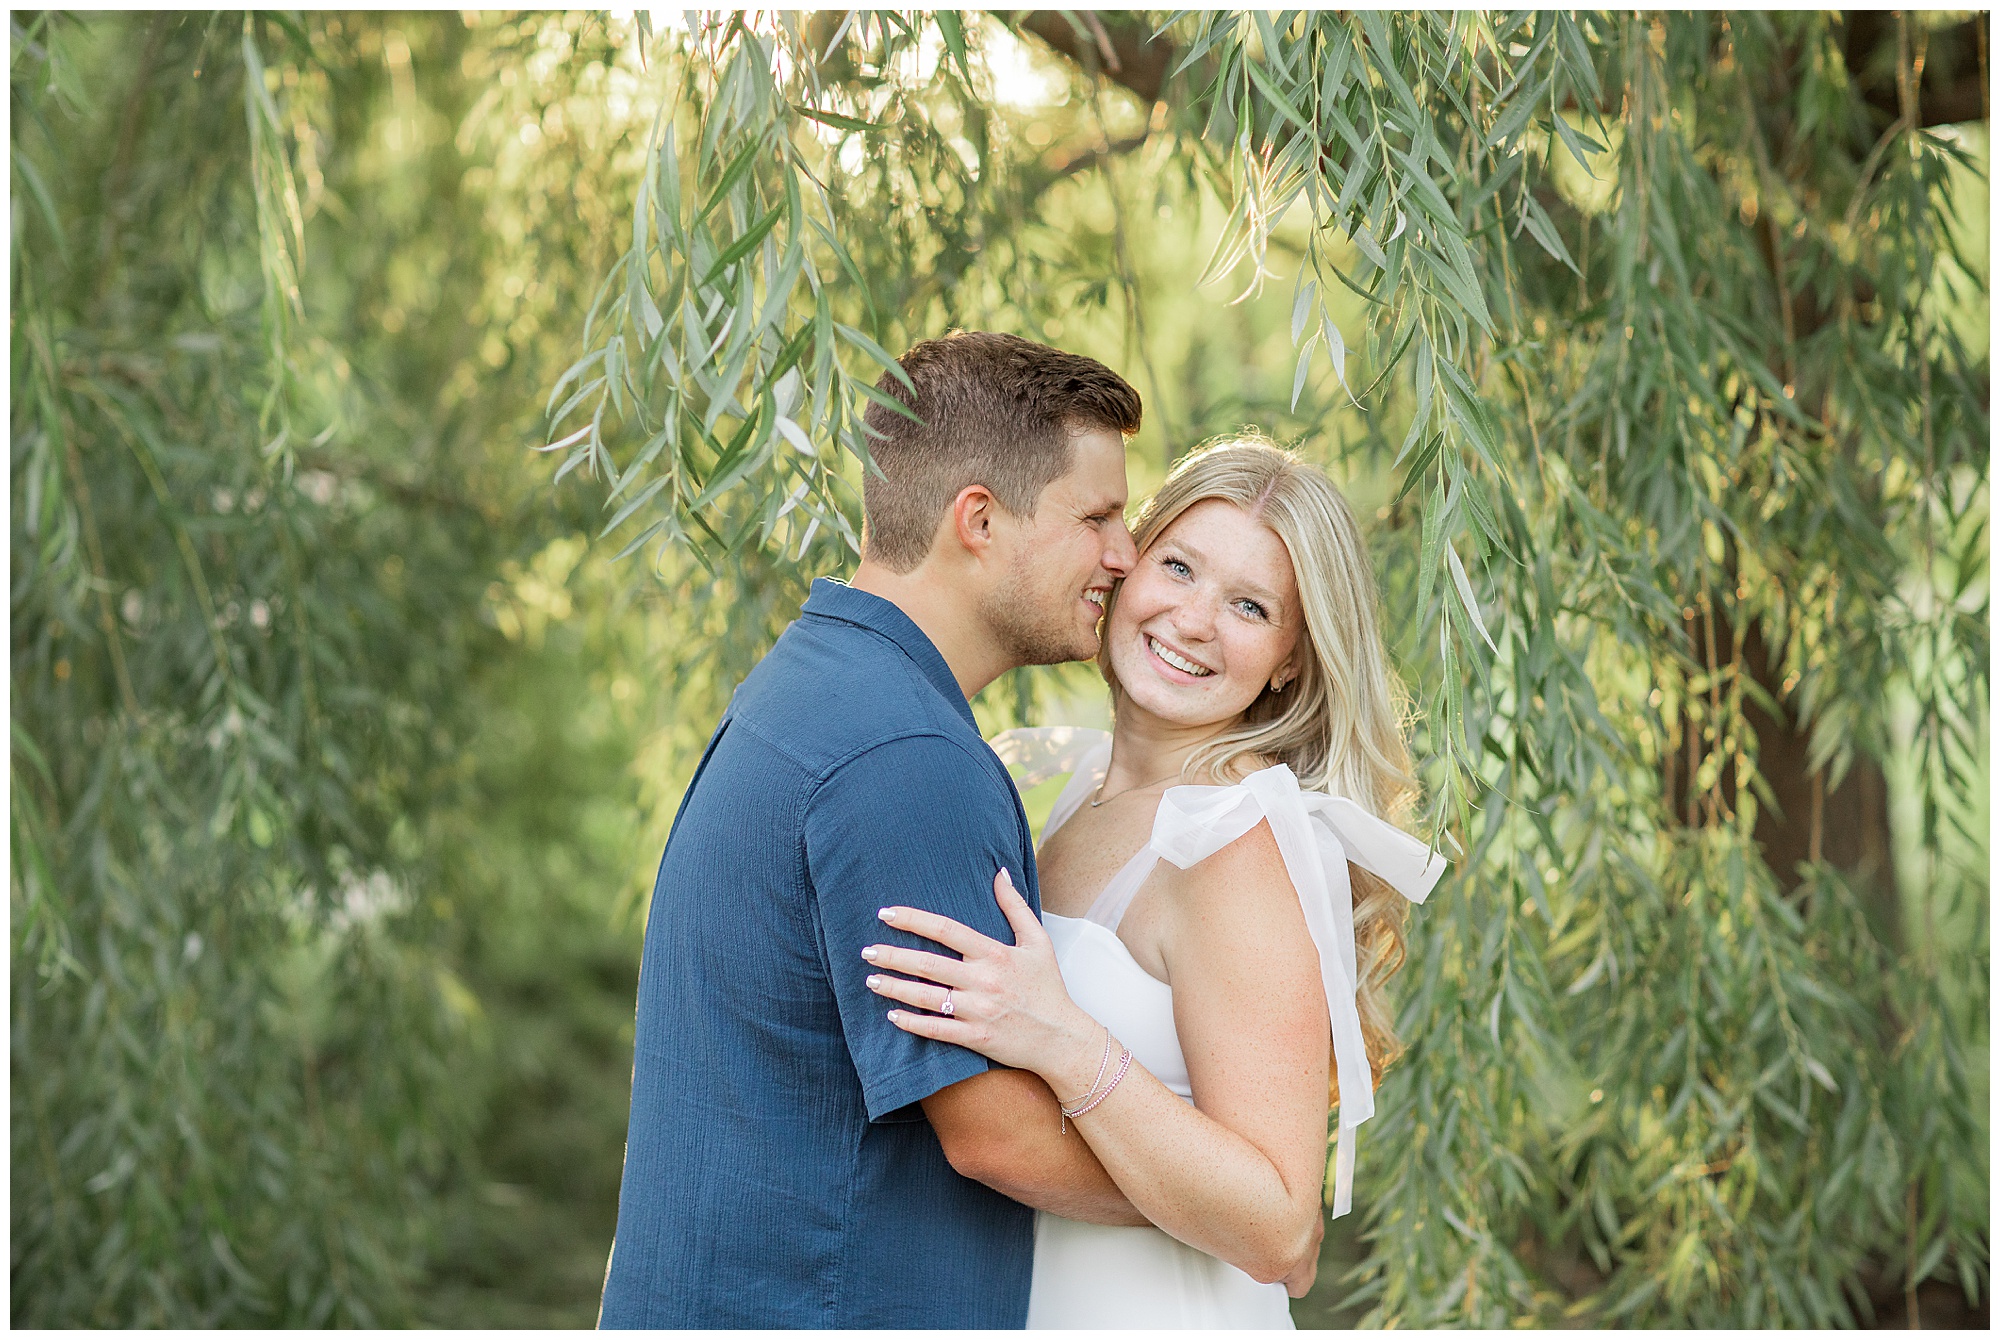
860 331 1142 572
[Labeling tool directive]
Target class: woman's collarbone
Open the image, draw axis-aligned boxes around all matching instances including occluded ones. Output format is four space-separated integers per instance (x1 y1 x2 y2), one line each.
1036 804 1157 920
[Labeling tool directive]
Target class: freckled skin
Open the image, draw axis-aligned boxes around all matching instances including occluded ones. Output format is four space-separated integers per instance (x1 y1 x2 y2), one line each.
1106 499 1302 729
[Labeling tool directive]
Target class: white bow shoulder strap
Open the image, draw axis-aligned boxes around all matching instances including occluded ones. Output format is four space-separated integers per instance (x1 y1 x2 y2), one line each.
1150 765 1447 1218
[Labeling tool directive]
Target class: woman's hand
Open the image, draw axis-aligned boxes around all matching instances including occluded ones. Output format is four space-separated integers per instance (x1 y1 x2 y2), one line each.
1281 1211 1325 1297
864 869 1105 1095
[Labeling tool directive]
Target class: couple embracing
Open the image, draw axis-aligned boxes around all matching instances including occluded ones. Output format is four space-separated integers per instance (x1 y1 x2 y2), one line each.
598 332 1446 1329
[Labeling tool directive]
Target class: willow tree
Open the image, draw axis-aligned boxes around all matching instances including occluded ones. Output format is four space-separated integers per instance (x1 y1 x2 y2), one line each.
539 9 1988 1328
10 11 670 1325
12 8 1987 1330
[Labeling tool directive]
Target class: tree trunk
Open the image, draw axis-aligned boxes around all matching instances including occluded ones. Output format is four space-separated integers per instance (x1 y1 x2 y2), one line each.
1736 621 1901 944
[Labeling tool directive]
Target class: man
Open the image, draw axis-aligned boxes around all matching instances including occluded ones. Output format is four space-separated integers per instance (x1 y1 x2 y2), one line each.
599 332 1151 1328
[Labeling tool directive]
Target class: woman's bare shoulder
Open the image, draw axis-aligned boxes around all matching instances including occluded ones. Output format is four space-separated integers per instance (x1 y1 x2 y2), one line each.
1157 812 1297 920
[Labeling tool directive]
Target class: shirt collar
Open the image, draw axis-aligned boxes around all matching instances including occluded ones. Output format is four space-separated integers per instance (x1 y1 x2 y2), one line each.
801 578 975 728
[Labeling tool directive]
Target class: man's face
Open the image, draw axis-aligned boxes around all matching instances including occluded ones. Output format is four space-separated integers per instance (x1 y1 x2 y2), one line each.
980 428 1136 667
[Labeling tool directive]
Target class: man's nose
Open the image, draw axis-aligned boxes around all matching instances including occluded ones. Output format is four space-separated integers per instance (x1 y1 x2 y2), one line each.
1102 518 1137 576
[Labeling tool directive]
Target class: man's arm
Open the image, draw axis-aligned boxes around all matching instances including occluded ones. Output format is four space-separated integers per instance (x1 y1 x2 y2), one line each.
803 731 1145 1225
921 1068 1149 1226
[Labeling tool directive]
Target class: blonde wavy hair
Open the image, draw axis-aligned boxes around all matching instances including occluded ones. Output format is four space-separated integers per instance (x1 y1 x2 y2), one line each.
1098 435 1419 1102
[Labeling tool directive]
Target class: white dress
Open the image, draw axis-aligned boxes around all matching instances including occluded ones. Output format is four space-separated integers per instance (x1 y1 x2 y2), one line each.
990 728 1447 1331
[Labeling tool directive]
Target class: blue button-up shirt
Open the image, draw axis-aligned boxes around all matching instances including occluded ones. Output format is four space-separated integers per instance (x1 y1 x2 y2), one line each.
599 578 1040 1329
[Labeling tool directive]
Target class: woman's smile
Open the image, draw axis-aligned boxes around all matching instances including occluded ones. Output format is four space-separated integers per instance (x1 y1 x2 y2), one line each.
1143 632 1215 679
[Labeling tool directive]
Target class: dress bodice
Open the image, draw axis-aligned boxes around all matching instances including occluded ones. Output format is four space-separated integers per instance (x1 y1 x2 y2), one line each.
1040 915 1191 1099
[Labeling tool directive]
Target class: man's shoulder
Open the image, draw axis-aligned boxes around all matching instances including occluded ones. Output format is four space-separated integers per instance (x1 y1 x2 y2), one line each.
731 614 981 776
808 729 1013 817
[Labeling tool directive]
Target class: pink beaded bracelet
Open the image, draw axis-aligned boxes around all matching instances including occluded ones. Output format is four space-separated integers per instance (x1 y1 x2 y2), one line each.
1057 1031 1115 1134
1060 1044 1132 1129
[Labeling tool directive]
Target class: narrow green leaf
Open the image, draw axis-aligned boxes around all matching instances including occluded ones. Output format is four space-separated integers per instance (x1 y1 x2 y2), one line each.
1168 12 1237 80
758 235 808 333
936 10 972 81
609 427 673 499
1550 112 1607 180
1252 11 1293 81
852 377 924 424
1395 431 1445 505
805 214 874 316
1321 313 1354 402
1395 350 1435 466
599 474 671 540
1416 240 1494 336
654 119 683 230
1357 12 1422 121
1351 220 1389 270
1291 277 1318 345
697 138 762 226
1416 476 1449 620
791 102 888 134
612 515 673 562
699 202 785 287
1291 328 1319 412
1394 141 1457 227
1334 136 1376 219
1244 58 1311 137
1517 191 1581 275
12 151 67 261
1486 88 1539 149
1457 467 1508 559
550 375 607 431
690 407 767 511
1554 13 1603 103
834 322 913 390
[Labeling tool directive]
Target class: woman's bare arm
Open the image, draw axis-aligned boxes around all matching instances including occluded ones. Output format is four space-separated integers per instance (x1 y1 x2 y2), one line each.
864 838 1330 1287
1049 821 1329 1282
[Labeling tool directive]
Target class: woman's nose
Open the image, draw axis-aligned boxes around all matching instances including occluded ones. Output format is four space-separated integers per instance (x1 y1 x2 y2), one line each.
1171 591 1218 640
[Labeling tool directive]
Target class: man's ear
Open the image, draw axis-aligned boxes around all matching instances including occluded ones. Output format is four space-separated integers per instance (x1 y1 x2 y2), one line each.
948 484 1002 559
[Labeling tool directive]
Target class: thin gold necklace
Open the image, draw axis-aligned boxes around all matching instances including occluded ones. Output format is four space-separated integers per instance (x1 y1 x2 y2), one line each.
1088 768 1184 808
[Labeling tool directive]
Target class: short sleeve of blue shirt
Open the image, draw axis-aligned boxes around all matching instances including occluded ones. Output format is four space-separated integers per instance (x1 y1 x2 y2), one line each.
805 732 1033 1122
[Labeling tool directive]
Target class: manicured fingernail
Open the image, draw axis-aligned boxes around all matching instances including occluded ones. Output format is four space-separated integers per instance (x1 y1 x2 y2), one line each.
861 945 880 961
886 1010 901 1021
999 868 1016 889
878 908 897 923
866 974 882 989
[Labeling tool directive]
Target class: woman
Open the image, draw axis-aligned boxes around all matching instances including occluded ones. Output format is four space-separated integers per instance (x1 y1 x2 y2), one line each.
859 438 1448 1328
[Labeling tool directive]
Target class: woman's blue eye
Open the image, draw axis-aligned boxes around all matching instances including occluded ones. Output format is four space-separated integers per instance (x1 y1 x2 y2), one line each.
1163 557 1191 577
1237 600 1268 620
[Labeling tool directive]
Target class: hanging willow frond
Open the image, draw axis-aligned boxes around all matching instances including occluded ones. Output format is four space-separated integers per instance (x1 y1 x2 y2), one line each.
538 11 1987 1328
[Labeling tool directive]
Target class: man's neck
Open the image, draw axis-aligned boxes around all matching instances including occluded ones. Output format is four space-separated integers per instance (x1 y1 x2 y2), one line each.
848 557 1010 701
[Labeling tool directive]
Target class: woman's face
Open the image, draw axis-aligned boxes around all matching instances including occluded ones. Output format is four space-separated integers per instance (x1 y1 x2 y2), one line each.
1106 498 1302 729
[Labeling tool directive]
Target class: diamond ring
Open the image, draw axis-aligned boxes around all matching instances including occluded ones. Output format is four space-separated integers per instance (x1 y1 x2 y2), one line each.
940 989 954 1017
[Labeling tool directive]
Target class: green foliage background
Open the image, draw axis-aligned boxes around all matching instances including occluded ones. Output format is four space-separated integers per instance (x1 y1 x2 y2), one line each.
11 9 1988 1328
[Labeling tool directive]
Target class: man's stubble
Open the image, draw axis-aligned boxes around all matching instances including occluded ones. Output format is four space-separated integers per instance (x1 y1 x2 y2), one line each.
980 545 1102 670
